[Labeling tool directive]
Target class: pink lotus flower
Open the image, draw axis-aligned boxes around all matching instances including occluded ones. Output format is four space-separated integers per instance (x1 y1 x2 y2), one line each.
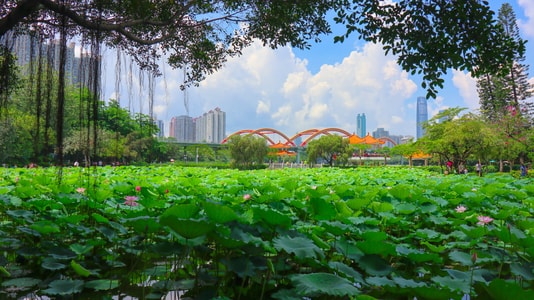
76 187 86 194
477 215 494 226
471 251 477 264
124 195 139 206
135 186 141 192
243 194 251 201
455 205 467 213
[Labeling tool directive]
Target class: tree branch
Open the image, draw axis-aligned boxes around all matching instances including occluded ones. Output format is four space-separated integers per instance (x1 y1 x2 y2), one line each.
0 0 41 36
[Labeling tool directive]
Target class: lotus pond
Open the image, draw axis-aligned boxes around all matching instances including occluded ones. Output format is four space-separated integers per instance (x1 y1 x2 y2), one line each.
0 166 533 299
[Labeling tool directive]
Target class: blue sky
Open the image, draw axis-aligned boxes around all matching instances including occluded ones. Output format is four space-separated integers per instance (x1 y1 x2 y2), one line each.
100 0 534 140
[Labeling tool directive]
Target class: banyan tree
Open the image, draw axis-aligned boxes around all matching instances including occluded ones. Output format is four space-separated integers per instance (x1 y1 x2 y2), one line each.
0 0 524 168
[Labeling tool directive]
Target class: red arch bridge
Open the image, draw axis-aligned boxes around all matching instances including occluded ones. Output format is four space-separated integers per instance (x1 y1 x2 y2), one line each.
221 127 397 147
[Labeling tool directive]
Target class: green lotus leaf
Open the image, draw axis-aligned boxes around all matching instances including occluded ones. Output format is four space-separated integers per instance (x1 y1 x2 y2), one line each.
69 243 94 255
42 259 67 271
6 209 33 220
448 250 474 266
0 194 21 206
222 256 259 278
484 278 534 300
274 235 323 259
335 238 364 260
123 216 161 234
328 261 364 282
48 247 77 260
420 202 438 214
96 225 117 241
84 279 120 291
389 184 413 201
253 206 292 228
1 277 41 289
357 254 392 276
142 265 168 276
413 286 459 300
320 221 351 236
271 288 302 300
395 203 417 214
0 266 11 277
161 204 199 219
347 196 373 210
309 197 337 221
370 201 394 213
61 214 88 224
30 220 60 234
356 240 396 256
161 218 215 239
203 202 238 223
43 279 84 295
511 263 534 280
71 260 91 277
151 279 195 291
355 296 378 300
91 213 110 224
365 276 395 287
290 273 360 296
431 275 470 294
415 229 441 241
392 275 425 288
460 224 487 239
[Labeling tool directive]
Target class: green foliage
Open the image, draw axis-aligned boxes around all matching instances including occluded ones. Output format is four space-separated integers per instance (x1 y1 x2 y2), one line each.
226 134 268 169
0 166 533 298
1 1 523 97
306 134 350 166
334 0 523 98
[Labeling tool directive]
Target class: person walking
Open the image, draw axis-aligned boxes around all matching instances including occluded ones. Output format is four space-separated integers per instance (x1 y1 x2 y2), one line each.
520 163 528 177
476 162 482 177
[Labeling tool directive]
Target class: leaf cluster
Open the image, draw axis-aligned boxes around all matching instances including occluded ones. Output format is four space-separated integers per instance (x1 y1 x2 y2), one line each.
0 166 534 298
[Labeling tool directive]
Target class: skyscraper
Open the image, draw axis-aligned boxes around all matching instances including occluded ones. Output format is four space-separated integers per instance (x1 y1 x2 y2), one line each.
2 32 97 86
169 115 194 142
416 96 428 140
356 113 366 137
195 107 226 143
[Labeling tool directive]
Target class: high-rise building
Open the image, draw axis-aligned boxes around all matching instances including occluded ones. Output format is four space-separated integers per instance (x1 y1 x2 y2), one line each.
155 119 165 138
2 32 98 86
170 108 226 143
416 97 428 140
195 107 226 143
372 127 389 139
356 113 366 137
170 115 194 142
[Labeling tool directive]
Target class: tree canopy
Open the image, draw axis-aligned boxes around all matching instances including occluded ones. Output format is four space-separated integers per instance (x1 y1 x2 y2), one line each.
0 0 524 97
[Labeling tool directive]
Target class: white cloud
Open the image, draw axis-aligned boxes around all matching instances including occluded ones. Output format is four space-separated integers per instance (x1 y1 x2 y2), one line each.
451 70 479 110
256 100 270 114
104 40 420 139
518 0 534 37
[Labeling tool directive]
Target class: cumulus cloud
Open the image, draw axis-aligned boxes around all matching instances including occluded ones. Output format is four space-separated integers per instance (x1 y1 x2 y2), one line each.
103 40 421 138
518 0 534 37
451 70 479 110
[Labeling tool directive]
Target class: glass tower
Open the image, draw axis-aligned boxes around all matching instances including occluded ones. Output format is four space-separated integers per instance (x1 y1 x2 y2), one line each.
356 113 366 137
416 97 428 140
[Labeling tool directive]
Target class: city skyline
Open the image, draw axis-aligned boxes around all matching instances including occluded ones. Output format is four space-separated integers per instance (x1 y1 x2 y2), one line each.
168 107 226 144
98 0 532 139
4 1 533 140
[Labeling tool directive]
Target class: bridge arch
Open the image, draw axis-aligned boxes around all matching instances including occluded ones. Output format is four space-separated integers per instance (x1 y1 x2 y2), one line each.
223 128 395 147
289 128 352 146
378 136 397 146
221 128 295 146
